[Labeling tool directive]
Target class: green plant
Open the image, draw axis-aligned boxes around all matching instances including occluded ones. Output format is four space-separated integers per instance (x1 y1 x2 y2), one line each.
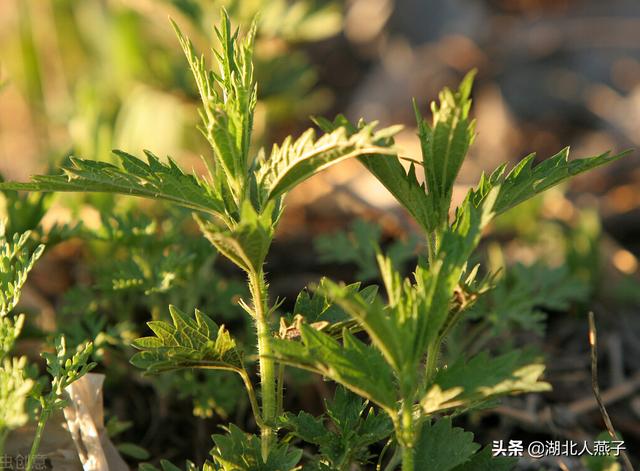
314 218 419 281
0 220 94 471
57 207 250 420
0 223 44 461
281 386 393 470
0 12 628 471
270 74 627 469
1 9 396 467
26 336 95 471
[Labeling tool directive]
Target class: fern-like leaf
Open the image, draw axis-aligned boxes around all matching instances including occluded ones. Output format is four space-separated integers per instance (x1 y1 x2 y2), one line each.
0 224 45 317
0 356 34 433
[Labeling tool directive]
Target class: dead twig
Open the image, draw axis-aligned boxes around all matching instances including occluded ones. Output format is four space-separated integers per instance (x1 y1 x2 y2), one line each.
589 311 635 471
567 372 640 417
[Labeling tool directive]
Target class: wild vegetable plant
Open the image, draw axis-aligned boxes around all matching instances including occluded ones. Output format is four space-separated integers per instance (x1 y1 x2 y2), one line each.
271 74 628 469
0 11 628 470
1 10 398 467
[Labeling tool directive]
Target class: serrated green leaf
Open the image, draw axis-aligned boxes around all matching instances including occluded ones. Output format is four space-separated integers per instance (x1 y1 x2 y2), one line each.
281 387 392 468
254 123 399 206
172 11 257 206
467 148 630 217
314 114 438 232
0 151 227 221
415 70 476 224
289 278 378 338
318 278 403 372
212 424 302 471
414 418 480 471
271 325 397 411
366 156 439 231
40 337 96 410
421 349 550 414
419 195 495 348
197 200 275 273
131 305 242 374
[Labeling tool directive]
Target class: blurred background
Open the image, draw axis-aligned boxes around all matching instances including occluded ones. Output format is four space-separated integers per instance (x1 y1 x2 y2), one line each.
1 0 640 469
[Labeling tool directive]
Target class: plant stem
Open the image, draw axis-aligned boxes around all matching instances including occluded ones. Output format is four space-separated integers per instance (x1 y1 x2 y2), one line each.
237 369 266 430
400 401 415 471
249 269 276 461
401 444 415 471
26 408 50 471
276 363 284 416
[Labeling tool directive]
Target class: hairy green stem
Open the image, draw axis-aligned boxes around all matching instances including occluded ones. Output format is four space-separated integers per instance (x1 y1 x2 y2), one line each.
276 363 285 416
249 269 276 461
26 408 50 471
400 402 415 471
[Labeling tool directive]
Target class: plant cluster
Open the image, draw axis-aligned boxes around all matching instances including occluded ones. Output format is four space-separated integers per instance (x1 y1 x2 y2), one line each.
0 221 95 471
0 11 628 471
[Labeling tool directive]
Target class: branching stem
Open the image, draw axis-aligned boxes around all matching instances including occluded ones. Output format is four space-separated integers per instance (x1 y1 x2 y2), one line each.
238 369 266 430
26 408 50 471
